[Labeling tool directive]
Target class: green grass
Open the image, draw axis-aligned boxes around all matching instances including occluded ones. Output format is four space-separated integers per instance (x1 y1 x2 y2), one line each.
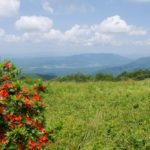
44 80 150 149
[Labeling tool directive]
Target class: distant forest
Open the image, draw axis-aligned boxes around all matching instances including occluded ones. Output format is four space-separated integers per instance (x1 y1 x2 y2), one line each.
22 69 150 82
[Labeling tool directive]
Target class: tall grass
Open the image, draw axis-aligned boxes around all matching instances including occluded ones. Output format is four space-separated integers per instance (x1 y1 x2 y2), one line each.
45 80 150 149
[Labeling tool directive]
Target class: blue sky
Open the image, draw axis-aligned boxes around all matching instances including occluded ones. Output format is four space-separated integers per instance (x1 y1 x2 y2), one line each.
0 0 150 58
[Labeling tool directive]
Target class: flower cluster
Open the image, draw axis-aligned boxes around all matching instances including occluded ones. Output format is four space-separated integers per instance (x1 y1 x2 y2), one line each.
0 60 49 150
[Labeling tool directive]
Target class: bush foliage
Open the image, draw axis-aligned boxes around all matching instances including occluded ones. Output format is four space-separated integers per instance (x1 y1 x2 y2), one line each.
0 60 50 150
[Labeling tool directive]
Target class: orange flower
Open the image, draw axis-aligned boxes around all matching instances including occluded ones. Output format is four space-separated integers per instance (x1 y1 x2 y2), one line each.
16 94 22 100
2 75 8 81
32 95 41 101
24 97 29 103
9 114 16 122
2 83 14 89
38 135 48 145
28 140 37 149
18 122 23 127
15 116 22 121
37 143 41 150
9 123 15 129
26 117 32 124
22 87 29 94
24 97 32 108
4 63 10 69
0 133 6 144
1 137 6 144
0 90 8 98
41 128 47 134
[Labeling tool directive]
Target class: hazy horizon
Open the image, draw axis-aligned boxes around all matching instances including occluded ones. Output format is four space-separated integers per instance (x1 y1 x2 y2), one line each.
1 52 150 60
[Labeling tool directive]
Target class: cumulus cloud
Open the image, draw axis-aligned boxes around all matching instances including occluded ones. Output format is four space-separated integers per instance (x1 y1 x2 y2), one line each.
45 29 64 40
0 0 20 17
99 16 130 33
6 15 147 46
15 16 53 32
62 25 112 45
46 16 146 45
43 1 54 13
16 24 113 45
95 15 146 35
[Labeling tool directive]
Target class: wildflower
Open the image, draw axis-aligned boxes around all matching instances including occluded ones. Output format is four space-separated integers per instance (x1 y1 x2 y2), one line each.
16 94 22 100
4 63 10 69
2 83 14 89
26 117 32 124
18 122 23 127
2 75 8 81
32 95 41 101
0 90 8 98
28 140 37 149
15 116 22 121
38 135 48 145
24 97 32 108
1 137 6 144
22 87 29 94
0 133 6 144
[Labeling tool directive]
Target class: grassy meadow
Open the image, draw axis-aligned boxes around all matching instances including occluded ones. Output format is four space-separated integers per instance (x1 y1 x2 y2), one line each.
44 80 150 150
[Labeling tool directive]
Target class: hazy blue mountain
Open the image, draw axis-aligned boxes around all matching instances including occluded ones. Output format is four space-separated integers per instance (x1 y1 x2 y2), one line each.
99 57 150 75
8 53 131 76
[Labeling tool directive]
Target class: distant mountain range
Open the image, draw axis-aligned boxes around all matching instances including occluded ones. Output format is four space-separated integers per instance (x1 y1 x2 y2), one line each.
2 53 150 76
9 53 131 76
100 57 150 75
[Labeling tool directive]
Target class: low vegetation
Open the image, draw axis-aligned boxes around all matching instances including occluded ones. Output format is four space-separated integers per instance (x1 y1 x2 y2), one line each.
46 80 150 149
53 69 150 82
2 60 150 149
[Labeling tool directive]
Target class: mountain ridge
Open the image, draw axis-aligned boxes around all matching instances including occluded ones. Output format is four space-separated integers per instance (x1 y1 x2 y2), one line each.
99 56 150 75
7 53 131 76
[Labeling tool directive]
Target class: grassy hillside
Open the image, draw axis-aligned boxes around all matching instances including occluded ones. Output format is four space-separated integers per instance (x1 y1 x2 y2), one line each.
44 80 150 149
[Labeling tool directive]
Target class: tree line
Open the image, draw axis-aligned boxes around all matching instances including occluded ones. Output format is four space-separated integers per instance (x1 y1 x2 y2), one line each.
53 69 150 82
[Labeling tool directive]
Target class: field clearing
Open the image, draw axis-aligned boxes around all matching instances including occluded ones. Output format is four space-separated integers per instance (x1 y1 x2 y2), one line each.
45 80 150 149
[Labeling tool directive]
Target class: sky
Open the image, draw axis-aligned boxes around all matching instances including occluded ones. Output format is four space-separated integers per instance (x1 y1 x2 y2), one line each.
0 0 150 58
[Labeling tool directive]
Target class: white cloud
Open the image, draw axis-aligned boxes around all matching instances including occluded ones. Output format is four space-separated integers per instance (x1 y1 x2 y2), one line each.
99 16 130 33
15 16 53 32
45 29 64 40
18 24 113 45
2 15 147 46
128 27 147 35
63 24 112 45
0 0 20 17
96 15 146 35
43 1 54 13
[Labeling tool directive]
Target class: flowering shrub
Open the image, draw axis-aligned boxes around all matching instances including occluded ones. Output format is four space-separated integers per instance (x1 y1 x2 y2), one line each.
0 60 49 149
